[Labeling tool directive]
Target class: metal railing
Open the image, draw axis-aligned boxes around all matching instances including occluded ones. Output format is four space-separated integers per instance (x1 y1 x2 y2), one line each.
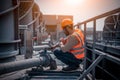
76 8 120 80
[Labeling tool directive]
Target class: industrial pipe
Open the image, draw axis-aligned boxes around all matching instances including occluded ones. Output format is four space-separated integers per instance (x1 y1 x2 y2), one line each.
0 57 49 75
19 0 35 59
0 0 20 62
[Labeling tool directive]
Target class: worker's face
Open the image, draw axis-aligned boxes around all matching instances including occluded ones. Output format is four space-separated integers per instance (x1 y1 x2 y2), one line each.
63 27 69 36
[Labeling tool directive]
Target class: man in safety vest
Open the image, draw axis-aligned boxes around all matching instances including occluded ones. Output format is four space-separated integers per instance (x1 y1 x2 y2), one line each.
52 18 84 71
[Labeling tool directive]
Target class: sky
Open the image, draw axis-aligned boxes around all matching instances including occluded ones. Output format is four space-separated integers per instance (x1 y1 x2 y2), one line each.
35 0 120 30
35 0 120 23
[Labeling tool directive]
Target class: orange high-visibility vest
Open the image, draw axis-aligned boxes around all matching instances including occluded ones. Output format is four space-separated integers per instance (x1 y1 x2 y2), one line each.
69 29 84 59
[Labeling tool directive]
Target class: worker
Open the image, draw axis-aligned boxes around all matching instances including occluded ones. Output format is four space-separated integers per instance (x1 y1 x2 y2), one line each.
51 18 85 71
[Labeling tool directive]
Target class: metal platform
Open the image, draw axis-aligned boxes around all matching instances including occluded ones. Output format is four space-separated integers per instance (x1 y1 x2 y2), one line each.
28 70 81 80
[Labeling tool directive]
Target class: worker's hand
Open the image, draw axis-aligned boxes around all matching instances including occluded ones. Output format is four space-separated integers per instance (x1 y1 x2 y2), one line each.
50 42 60 50
60 38 66 45
50 45 57 49
60 37 64 42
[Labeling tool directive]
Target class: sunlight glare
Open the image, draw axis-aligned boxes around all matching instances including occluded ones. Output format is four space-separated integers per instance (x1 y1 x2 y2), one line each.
66 0 84 5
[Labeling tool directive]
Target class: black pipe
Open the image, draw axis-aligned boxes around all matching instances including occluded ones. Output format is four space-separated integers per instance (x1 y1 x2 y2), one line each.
0 57 46 75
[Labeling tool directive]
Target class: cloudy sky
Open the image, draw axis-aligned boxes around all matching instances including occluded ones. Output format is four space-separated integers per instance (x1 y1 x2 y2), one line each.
35 0 120 24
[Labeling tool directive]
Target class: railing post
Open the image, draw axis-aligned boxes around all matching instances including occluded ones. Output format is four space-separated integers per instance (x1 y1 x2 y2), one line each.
92 19 96 80
83 23 87 71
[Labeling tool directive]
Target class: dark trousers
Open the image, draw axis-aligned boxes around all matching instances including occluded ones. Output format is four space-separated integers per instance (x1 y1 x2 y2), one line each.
53 49 82 66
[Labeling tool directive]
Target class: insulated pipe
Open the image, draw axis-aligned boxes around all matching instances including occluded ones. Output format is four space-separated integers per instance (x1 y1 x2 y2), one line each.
0 0 20 62
0 57 49 75
19 0 34 59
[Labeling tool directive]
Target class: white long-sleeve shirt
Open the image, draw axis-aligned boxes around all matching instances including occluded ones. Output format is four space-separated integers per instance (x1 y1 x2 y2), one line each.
60 32 79 52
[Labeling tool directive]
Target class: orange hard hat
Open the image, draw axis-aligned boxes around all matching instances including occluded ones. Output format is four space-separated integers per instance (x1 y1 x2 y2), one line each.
61 19 73 29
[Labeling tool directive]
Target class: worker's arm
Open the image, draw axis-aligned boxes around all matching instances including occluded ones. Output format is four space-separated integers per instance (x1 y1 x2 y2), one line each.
50 42 60 49
59 37 67 45
50 37 66 49
60 35 79 52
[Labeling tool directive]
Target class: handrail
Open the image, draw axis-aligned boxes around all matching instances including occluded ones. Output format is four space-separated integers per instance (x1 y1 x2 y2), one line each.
76 8 120 25
0 1 20 16
77 8 120 80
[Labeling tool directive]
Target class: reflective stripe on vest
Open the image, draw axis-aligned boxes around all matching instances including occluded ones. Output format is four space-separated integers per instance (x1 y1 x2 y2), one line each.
70 29 84 59
75 32 84 46
70 44 84 50
73 49 84 55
